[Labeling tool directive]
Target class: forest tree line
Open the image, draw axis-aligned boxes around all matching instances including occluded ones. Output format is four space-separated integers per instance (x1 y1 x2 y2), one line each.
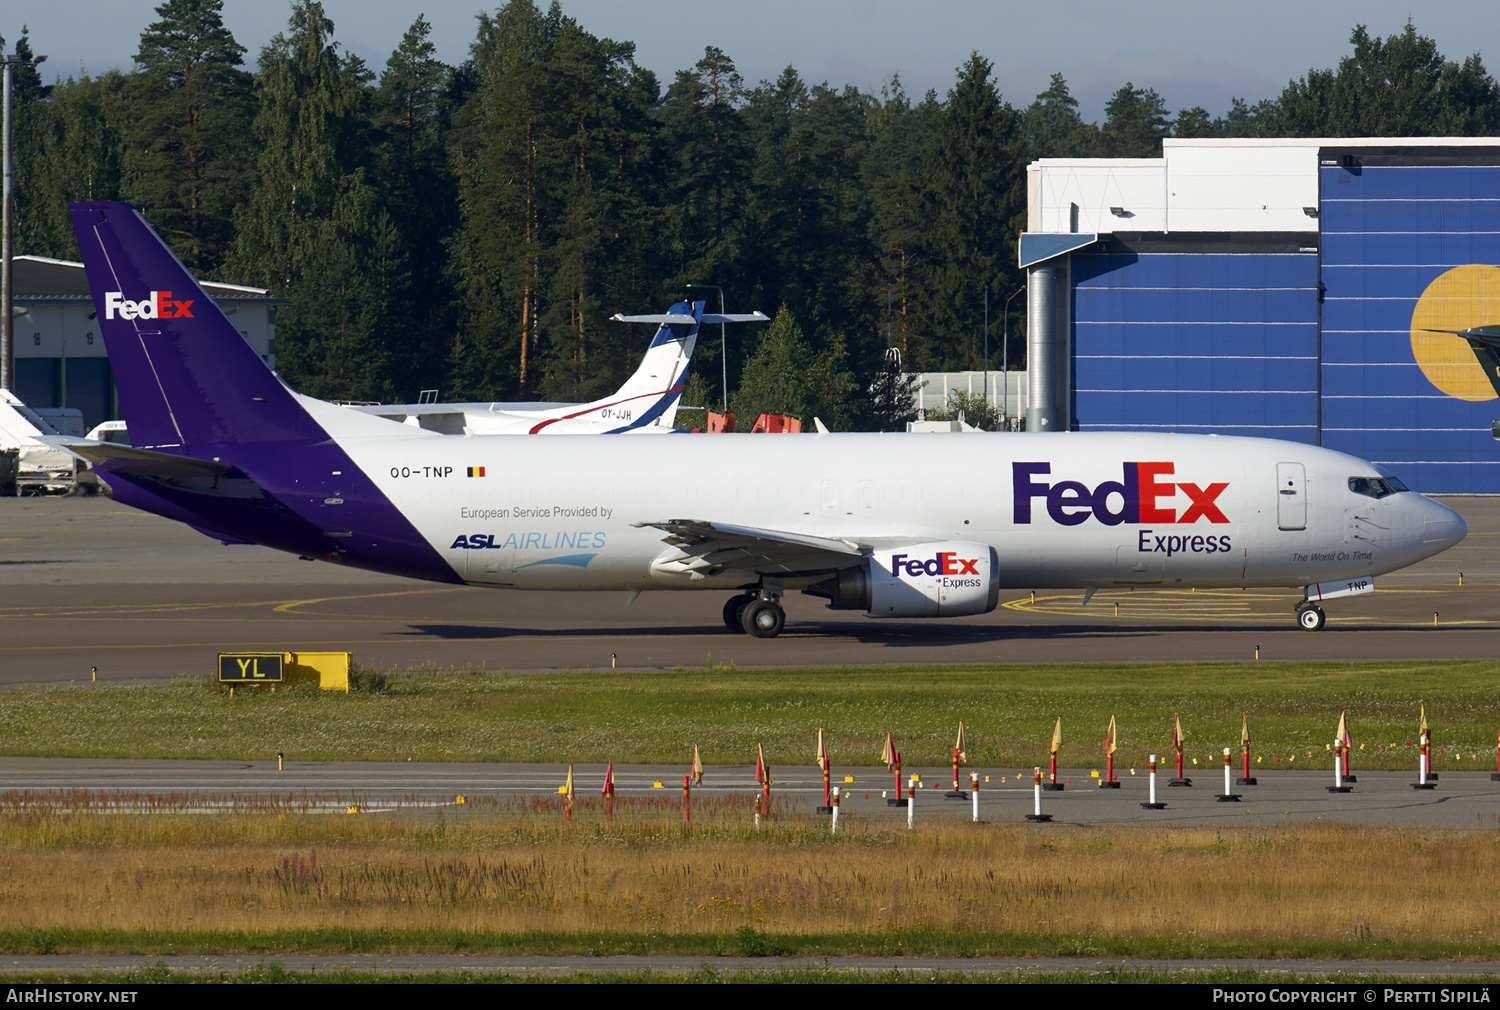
6 3 1500 429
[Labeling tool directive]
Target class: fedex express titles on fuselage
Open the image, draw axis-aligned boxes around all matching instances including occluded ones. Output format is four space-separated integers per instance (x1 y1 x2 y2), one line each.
376 431 1434 594
1014 460 1236 556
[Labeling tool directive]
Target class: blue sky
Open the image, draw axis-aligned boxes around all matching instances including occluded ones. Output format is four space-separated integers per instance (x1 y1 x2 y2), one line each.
8 1 1499 123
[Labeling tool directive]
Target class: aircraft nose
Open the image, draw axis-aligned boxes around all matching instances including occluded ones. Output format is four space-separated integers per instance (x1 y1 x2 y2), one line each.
1418 496 1467 553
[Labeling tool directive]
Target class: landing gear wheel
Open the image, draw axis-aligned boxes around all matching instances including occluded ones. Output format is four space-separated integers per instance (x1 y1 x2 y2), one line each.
741 599 786 639
722 594 756 633
1297 604 1326 631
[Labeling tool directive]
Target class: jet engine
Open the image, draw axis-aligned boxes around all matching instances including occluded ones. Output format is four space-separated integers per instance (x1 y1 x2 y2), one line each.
804 542 1000 618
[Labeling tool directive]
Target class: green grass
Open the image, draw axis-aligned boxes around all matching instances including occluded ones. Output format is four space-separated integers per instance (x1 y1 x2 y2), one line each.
3 927 1500 963
0 659 1495 769
0 964 1491 984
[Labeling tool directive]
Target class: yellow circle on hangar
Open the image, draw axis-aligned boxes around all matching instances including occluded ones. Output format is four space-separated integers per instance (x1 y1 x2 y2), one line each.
1409 263 1500 402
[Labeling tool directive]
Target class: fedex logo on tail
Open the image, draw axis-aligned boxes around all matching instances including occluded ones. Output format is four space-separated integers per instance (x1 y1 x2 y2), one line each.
1013 462 1229 526
104 290 195 321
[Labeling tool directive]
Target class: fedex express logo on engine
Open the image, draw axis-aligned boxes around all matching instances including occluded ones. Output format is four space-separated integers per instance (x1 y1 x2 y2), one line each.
1013 462 1229 526
890 551 980 577
104 290 195 321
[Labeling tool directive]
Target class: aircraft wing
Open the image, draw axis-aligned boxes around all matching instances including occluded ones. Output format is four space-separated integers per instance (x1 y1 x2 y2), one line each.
634 519 863 579
1420 326 1500 349
638 519 861 554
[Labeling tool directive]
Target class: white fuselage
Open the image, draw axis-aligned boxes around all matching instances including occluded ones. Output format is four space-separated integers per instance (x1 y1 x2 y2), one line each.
331 429 1465 593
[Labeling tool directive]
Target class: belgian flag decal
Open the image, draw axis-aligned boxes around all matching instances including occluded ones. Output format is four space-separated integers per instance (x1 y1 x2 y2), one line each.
467 466 486 477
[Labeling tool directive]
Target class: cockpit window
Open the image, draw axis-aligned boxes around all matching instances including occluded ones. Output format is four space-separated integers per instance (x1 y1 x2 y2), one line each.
1348 476 1407 499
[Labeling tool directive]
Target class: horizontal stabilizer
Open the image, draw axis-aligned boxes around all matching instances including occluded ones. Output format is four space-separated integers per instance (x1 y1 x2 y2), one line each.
702 312 770 324
613 313 696 325
612 311 769 325
41 436 233 479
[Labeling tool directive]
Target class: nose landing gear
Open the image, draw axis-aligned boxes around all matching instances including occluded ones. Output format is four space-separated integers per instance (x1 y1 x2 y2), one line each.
1295 601 1326 631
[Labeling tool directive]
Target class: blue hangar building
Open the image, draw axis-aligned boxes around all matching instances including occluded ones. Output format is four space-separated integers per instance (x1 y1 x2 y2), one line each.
1020 138 1500 494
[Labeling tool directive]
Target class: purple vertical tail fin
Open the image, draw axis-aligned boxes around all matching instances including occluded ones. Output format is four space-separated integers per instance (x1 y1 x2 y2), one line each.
69 202 322 453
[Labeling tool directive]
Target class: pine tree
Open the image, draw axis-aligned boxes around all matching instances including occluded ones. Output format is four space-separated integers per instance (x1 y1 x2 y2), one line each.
533 21 651 402
449 2 663 403
731 305 811 427
1100 82 1170 156
743 69 874 358
13 72 126 259
372 14 455 394
658 47 749 293
121 0 254 273
7 26 76 257
1023 73 1096 158
1215 97 1263 138
375 15 446 176
866 76 938 368
1173 106 1214 138
226 1 399 401
917 53 1021 372
743 66 813 315
2 28 50 104
1268 22 1500 137
227 0 368 289
448 0 556 399
866 356 920 431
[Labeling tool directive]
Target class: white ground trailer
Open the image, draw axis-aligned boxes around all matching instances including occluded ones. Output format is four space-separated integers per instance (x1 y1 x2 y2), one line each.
0 389 78 494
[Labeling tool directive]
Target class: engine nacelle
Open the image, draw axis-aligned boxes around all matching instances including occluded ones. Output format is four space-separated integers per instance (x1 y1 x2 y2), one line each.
805 542 1000 618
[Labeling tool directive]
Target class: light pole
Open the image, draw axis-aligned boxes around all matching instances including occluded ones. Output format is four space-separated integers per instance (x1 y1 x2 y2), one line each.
2 48 46 392
686 282 725 411
1002 285 1025 428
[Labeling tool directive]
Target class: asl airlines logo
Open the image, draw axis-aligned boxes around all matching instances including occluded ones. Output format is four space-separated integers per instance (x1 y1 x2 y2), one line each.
1013 462 1229 526
104 290 195 321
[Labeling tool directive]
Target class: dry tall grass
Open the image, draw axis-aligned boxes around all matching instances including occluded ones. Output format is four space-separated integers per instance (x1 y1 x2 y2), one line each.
0 792 1496 946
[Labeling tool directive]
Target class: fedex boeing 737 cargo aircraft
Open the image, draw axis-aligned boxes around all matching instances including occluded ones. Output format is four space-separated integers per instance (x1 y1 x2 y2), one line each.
59 202 1467 637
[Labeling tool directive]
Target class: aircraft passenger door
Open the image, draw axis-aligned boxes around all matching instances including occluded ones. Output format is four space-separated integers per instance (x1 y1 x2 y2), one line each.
1276 462 1307 531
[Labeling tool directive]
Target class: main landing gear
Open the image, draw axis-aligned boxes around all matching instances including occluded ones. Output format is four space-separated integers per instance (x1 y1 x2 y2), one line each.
1295 600 1326 631
722 592 786 638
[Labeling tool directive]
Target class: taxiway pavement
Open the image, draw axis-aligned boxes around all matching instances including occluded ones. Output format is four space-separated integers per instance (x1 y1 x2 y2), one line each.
0 495 1495 685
